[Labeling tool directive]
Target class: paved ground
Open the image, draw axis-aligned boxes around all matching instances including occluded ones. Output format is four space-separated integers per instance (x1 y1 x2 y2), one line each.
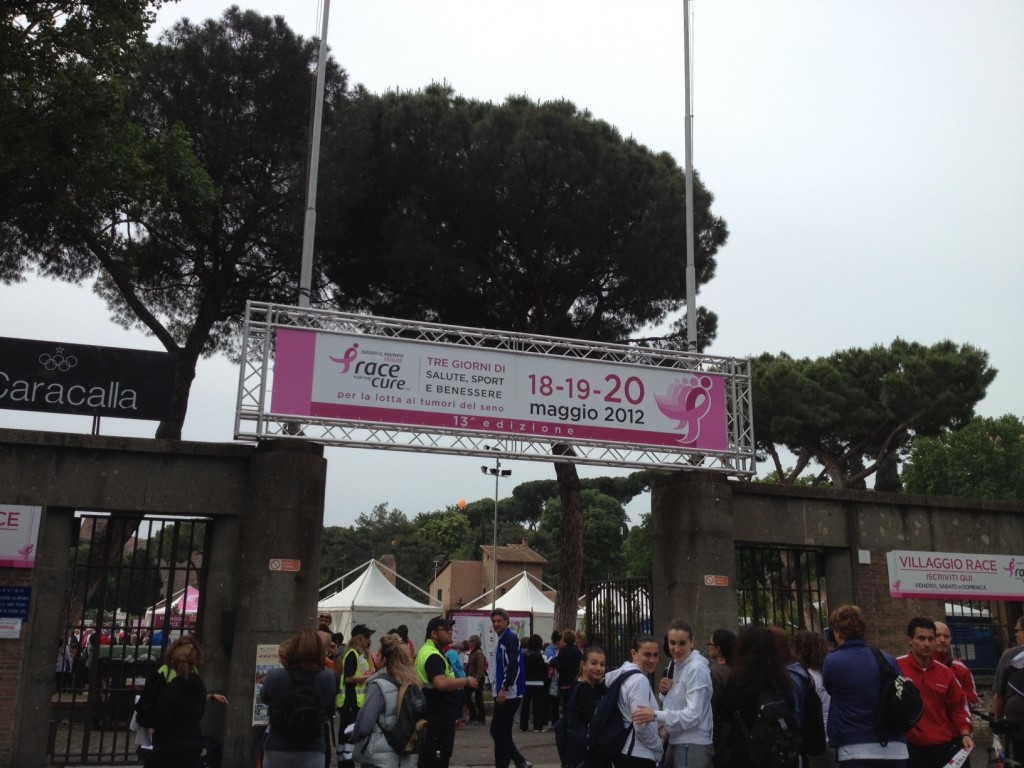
450 720 561 768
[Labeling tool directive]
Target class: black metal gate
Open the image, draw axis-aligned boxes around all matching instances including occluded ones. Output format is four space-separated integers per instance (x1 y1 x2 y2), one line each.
50 512 211 765
735 544 828 632
582 577 653 671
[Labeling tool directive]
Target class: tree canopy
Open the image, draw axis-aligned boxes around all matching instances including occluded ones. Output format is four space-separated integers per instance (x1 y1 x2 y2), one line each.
1 0 157 264
2 7 351 438
321 84 726 346
753 339 996 488
902 414 1024 500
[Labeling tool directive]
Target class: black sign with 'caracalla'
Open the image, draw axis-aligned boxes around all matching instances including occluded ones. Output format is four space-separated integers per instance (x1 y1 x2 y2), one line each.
0 336 176 421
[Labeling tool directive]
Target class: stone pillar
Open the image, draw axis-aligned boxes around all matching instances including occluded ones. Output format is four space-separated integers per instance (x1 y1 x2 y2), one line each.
651 471 737 646
11 507 76 768
220 440 326 768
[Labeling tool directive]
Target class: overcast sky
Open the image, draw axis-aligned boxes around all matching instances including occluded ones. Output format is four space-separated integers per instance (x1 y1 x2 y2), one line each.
2 0 1021 528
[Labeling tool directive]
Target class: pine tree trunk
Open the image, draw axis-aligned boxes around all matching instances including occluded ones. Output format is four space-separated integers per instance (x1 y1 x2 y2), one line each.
552 444 583 632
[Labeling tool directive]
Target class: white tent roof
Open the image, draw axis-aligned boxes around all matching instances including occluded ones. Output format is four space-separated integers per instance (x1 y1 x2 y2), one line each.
494 573 555 616
493 573 555 640
318 562 438 642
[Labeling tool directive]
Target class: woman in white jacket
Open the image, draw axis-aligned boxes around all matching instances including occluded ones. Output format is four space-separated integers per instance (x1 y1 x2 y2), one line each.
606 634 663 768
351 634 421 768
640 620 713 768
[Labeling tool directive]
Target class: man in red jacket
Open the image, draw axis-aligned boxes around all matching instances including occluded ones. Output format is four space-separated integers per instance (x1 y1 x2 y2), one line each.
897 617 973 768
932 620 979 707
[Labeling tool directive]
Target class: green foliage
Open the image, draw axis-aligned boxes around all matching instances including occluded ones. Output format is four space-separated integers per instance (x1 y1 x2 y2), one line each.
146 521 206 564
752 339 996 488
754 469 819 487
321 84 727 347
622 512 653 577
903 414 1024 500
3 7 351 438
412 508 476 561
1 1 157 275
86 548 164 616
538 489 629 585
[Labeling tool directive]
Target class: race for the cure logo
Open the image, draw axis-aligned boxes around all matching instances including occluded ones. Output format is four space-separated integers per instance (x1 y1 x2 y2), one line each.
329 342 407 392
655 374 715 445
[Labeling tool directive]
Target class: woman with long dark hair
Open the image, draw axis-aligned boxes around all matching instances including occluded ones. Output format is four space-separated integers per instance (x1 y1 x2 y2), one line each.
715 626 796 768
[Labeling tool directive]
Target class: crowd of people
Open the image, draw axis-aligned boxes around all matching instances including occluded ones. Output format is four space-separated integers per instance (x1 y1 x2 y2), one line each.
121 606 1024 768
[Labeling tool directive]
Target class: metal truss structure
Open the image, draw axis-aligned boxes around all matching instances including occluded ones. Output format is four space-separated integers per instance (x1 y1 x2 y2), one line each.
235 302 756 476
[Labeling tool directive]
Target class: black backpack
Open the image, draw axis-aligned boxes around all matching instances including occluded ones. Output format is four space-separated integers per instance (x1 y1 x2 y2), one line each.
792 664 827 757
280 669 324 747
134 666 169 728
586 669 643 765
734 685 803 768
379 674 428 755
554 681 587 767
871 649 924 746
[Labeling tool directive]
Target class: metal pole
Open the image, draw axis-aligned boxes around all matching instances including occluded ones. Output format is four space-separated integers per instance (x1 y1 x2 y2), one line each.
298 0 331 308
683 0 698 351
492 455 499 609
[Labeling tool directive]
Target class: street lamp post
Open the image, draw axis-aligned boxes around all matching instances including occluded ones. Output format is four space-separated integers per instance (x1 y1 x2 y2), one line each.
481 446 511 609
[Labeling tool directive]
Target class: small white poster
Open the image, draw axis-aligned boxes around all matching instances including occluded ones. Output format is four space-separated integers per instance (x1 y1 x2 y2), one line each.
0 505 40 568
253 644 283 725
0 618 22 639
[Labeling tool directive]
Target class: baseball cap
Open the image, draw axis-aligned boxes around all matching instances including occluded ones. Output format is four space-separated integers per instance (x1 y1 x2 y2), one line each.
351 624 376 638
427 617 453 633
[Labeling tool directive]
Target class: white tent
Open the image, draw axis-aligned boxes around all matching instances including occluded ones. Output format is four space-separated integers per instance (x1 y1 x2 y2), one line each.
493 573 555 641
318 562 438 643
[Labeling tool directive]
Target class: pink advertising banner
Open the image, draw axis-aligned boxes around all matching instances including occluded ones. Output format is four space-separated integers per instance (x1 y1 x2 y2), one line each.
271 328 729 451
0 505 40 568
887 550 1024 601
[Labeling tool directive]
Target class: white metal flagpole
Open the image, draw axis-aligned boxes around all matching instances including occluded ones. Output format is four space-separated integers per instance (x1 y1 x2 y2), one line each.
683 0 698 351
298 0 331 308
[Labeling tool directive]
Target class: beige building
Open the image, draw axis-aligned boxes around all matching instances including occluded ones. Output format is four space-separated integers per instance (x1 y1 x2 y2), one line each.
430 540 547 614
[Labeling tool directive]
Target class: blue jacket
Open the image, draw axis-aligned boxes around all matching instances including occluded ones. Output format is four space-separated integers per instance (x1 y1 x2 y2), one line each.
822 638 906 747
494 628 525 698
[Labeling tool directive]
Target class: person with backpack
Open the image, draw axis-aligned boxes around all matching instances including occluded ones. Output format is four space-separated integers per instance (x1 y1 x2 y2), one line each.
603 633 662 768
351 633 424 768
148 635 229 768
768 627 828 768
260 630 337 768
821 604 909 766
992 617 1024 761
896 617 972 768
716 626 802 768
794 630 835 768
